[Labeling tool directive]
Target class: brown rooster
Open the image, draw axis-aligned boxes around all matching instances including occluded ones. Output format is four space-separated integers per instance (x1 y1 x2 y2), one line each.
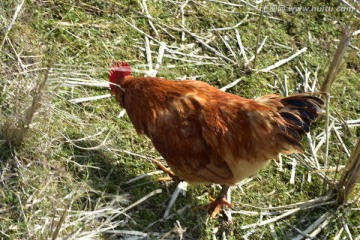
109 61 324 218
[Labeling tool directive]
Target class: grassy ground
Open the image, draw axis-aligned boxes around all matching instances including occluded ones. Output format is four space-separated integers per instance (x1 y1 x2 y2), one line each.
1 0 359 239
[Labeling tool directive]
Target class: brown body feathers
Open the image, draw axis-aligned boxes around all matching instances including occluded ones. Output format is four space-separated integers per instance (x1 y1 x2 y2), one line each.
109 66 323 185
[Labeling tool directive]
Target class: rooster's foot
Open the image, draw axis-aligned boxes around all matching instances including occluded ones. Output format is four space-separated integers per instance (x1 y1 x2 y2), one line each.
152 159 181 182
196 196 234 219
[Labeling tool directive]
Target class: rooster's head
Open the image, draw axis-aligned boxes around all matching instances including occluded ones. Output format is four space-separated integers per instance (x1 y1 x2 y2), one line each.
109 61 131 95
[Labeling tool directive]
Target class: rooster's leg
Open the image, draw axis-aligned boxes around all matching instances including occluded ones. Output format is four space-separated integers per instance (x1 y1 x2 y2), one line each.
152 159 181 182
198 185 234 219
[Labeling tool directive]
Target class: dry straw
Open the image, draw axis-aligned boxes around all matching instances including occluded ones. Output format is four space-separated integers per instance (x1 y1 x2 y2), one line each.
317 26 359 205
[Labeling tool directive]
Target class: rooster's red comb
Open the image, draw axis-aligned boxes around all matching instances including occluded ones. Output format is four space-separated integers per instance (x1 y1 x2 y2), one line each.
109 61 131 84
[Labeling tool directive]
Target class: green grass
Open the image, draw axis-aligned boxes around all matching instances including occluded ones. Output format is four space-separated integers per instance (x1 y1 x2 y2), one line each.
1 0 359 239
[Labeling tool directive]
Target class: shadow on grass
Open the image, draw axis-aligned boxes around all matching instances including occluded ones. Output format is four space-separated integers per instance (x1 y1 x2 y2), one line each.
70 144 209 239
0 142 36 239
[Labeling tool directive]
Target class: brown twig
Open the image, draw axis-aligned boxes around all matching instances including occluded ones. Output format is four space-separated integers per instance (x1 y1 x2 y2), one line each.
336 138 360 205
320 27 351 94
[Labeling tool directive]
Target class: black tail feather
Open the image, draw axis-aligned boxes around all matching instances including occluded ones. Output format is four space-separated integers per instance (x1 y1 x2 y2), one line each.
278 94 324 152
282 95 324 114
280 112 310 133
